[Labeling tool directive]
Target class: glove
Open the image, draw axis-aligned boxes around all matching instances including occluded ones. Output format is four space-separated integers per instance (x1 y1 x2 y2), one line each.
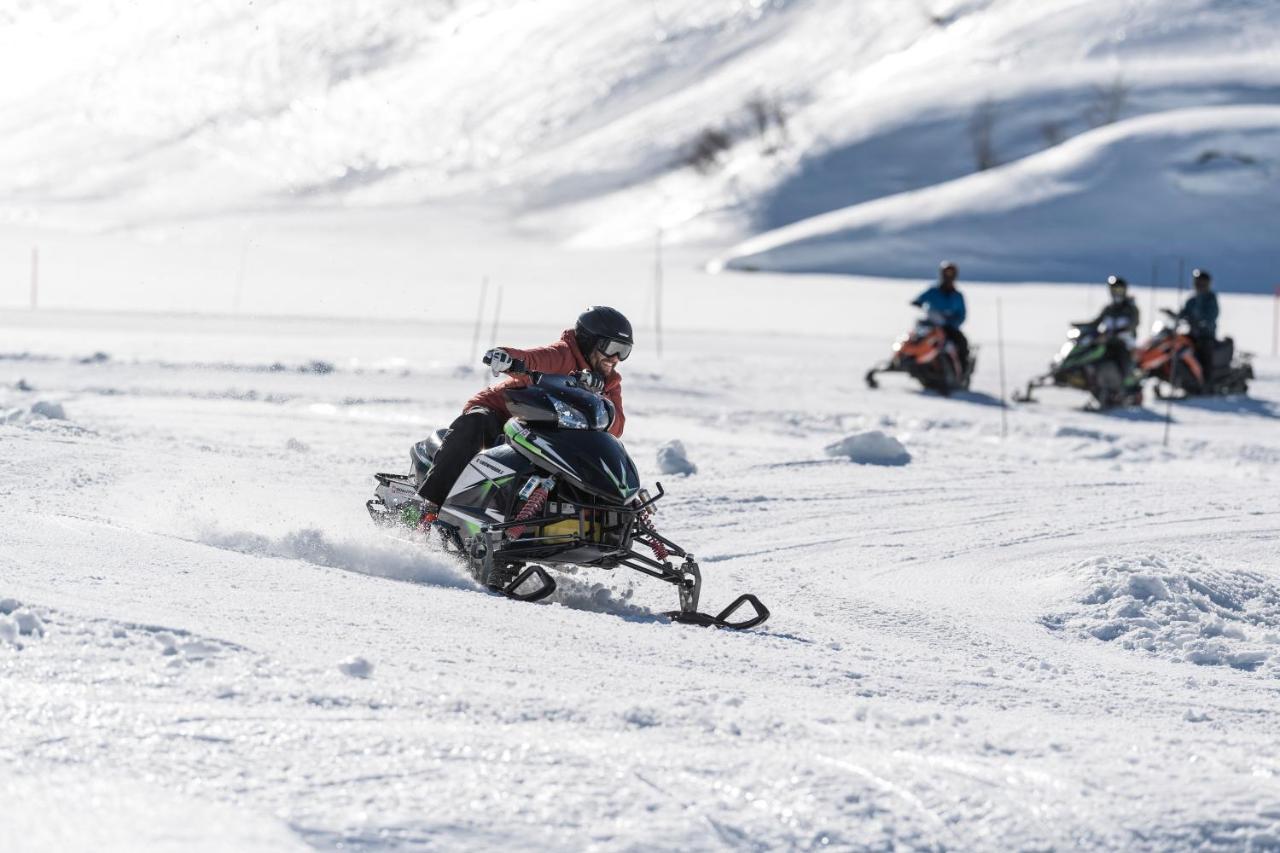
484 348 513 376
577 370 605 393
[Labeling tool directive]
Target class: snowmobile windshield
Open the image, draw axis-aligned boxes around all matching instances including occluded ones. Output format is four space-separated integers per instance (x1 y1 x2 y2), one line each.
504 374 611 431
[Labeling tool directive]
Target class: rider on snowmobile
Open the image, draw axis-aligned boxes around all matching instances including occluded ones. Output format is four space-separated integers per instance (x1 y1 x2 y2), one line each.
911 261 969 369
1092 275 1140 375
1177 268 1219 377
415 306 632 527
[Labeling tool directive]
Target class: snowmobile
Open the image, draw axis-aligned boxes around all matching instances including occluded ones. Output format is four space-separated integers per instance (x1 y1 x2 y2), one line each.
1013 319 1142 409
366 359 770 631
1134 309 1253 398
865 314 974 395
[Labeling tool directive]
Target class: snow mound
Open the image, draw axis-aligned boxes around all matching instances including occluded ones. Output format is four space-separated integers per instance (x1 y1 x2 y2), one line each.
656 440 697 476
2 401 69 424
824 431 911 466
1043 554 1280 675
716 106 1280 287
337 656 374 679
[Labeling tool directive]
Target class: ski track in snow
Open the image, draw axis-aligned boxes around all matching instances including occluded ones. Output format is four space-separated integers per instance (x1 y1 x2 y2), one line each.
2 317 1280 850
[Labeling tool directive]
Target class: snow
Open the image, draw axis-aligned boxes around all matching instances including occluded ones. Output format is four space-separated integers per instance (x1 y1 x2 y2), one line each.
2 1 1280 848
716 106 1280 286
656 438 698 475
824 430 912 466
3 303 1279 849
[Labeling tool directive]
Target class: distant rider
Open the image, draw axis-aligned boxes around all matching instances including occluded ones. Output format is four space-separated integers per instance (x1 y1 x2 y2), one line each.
1178 268 1219 379
912 261 969 369
415 306 632 527
1092 275 1139 376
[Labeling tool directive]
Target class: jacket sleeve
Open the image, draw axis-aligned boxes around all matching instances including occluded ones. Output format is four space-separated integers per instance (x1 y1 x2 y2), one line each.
501 339 574 374
953 292 967 326
911 288 930 308
1207 294 1220 327
606 384 625 438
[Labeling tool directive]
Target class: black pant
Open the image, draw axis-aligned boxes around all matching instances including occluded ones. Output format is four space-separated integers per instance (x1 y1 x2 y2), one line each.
417 408 506 506
944 327 969 368
1192 336 1215 385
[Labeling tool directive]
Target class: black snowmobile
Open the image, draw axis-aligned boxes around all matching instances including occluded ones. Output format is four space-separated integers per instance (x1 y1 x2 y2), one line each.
366 359 769 630
1014 319 1142 409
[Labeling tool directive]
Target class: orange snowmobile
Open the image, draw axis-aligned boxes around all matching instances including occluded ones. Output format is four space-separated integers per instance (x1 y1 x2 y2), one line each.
865 315 974 395
1135 309 1253 398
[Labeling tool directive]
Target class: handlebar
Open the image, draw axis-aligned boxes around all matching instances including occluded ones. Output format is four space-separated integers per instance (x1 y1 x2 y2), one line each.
481 353 606 394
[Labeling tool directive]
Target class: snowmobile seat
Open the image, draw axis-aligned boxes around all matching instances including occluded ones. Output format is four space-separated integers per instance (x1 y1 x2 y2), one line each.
411 428 452 489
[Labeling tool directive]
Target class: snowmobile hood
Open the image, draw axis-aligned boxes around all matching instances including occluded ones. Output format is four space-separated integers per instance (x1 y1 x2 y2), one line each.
504 420 640 503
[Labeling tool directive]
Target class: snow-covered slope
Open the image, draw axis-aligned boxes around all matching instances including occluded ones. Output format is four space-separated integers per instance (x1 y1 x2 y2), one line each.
3 0 1277 259
714 105 1280 288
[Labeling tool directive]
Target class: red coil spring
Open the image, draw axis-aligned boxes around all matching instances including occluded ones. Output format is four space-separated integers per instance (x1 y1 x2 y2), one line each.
638 506 669 561
506 485 549 540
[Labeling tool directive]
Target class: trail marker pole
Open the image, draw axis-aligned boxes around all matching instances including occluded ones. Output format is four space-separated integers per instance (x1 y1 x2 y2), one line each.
997 297 1008 440
1272 285 1278 357
654 229 664 360
1162 262 1186 448
233 236 249 314
470 276 489 365
489 283 504 349
30 247 38 310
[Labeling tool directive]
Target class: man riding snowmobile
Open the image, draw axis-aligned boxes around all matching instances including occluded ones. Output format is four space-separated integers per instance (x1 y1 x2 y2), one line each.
369 305 770 629
1091 275 1140 378
1013 274 1143 409
865 261 975 394
913 261 970 371
1179 268 1220 380
1135 268 1253 397
415 306 632 529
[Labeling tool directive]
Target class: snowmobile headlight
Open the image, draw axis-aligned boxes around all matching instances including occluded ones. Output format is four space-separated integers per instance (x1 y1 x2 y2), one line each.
552 397 589 429
1056 341 1075 360
592 397 614 430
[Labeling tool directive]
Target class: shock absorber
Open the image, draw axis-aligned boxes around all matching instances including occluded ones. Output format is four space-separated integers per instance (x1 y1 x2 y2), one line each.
507 476 554 540
636 500 669 562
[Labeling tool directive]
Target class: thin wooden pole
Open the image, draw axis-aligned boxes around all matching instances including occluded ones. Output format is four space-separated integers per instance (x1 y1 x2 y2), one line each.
997 297 1008 440
654 229 664 360
489 283 504 349
470 276 489 365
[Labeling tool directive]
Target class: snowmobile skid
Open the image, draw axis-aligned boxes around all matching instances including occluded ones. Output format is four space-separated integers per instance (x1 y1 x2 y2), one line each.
368 365 770 631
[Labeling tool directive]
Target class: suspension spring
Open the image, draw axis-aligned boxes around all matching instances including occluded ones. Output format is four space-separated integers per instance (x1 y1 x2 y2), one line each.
507 481 551 540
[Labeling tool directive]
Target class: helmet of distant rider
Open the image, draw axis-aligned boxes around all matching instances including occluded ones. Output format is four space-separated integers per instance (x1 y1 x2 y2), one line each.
938 260 958 289
1192 268 1212 290
1107 274 1128 303
575 306 634 361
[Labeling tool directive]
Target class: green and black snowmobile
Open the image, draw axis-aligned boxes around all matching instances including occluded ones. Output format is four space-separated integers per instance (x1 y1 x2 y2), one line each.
367 359 769 631
1014 319 1142 410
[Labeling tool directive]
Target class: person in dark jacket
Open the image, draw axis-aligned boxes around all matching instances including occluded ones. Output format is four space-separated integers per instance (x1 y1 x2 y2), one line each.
415 306 632 527
1092 275 1140 375
1178 268 1219 379
912 261 969 368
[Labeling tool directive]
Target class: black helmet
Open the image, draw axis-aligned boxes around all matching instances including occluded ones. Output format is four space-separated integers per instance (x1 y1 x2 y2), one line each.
575 306 634 361
1106 274 1128 291
1192 268 1212 287
939 260 958 276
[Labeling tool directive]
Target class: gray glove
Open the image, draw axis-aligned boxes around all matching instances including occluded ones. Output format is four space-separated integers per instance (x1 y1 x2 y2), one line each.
578 370 605 393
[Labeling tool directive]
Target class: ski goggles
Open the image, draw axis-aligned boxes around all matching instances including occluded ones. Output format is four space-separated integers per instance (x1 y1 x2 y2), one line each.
595 338 632 361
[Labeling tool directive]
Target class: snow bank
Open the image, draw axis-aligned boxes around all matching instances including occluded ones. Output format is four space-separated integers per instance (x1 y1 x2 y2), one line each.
656 440 697 476
1044 554 1280 675
824 431 911 466
1 401 68 424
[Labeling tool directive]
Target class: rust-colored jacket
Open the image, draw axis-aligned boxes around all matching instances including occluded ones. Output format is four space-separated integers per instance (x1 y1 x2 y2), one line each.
464 329 625 437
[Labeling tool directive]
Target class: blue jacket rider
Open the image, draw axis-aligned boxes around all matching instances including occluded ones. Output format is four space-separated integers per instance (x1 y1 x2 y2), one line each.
912 261 969 367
